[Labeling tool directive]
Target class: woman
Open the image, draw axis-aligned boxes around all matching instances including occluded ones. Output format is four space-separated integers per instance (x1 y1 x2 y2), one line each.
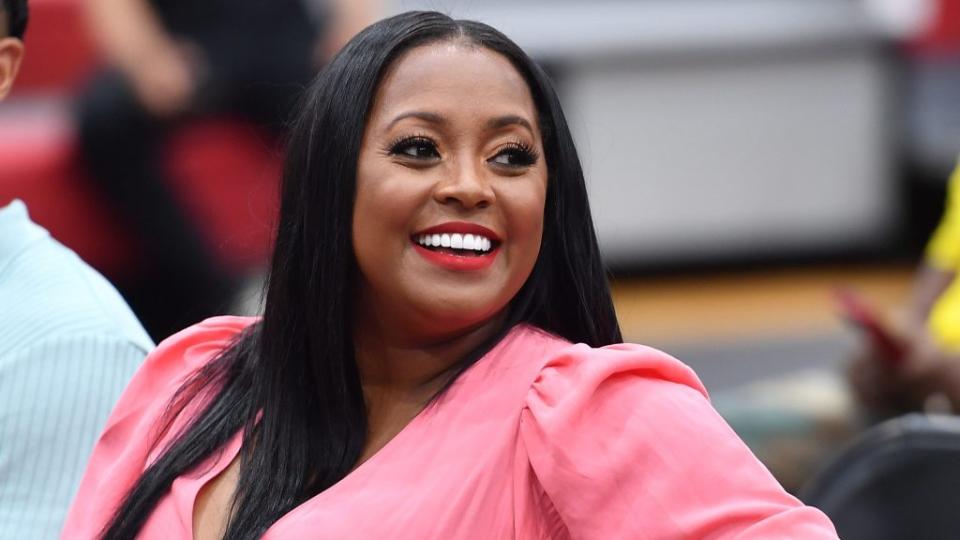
64 11 838 540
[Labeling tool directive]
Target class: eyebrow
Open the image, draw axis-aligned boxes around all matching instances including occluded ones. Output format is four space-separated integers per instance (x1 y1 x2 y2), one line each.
486 115 534 134
387 111 535 134
388 111 444 129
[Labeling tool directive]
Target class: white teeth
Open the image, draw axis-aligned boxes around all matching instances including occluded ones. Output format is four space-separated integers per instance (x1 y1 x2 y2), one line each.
416 232 494 253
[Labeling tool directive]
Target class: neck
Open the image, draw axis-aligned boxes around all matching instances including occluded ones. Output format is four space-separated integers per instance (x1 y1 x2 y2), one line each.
353 307 506 398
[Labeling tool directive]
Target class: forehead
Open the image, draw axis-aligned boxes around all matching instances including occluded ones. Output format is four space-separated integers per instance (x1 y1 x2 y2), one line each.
369 42 538 126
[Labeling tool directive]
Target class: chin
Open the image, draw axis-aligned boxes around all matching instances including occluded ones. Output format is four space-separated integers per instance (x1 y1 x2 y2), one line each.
414 296 507 333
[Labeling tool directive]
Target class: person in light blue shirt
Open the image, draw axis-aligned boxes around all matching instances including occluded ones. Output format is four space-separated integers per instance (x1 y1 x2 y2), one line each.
0 2 152 536
0 200 154 539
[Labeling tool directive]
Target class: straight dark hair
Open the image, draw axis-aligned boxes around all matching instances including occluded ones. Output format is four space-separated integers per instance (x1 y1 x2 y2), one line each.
101 11 621 540
1 0 27 39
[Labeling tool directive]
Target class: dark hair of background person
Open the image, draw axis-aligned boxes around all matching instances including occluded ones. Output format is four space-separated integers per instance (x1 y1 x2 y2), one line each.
101 11 622 540
0 0 27 40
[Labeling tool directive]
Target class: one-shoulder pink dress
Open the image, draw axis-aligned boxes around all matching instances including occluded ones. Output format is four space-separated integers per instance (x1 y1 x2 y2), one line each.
63 316 838 539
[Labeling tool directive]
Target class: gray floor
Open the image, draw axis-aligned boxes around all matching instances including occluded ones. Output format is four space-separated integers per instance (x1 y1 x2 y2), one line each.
657 330 855 393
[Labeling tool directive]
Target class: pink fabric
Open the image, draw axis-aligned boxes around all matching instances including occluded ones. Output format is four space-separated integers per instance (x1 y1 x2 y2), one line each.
63 316 838 539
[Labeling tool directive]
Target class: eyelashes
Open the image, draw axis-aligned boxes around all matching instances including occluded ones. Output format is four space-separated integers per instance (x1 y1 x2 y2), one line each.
386 134 440 160
491 140 539 167
384 134 540 169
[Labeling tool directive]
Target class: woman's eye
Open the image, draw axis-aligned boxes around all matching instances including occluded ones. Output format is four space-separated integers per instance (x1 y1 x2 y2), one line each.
390 137 440 160
490 146 538 168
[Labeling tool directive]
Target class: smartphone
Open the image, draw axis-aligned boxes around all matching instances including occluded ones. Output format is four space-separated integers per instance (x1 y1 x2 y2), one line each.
834 287 905 367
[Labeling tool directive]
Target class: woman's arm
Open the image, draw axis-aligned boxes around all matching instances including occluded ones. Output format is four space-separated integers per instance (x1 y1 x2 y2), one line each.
521 343 839 538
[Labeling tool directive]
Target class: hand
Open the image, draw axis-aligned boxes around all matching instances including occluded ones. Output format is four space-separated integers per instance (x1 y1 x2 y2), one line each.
128 40 201 117
847 337 908 413
848 320 960 413
895 333 960 411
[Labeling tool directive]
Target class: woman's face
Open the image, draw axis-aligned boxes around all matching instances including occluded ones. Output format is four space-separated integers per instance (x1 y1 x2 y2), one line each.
353 42 547 340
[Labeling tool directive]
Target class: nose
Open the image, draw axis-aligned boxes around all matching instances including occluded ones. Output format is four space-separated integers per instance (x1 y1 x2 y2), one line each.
433 158 495 210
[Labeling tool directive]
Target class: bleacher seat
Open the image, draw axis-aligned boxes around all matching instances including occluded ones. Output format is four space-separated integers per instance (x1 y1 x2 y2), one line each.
801 414 960 540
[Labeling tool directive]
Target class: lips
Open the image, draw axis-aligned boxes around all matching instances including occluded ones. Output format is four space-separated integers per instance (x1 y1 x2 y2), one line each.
411 222 501 271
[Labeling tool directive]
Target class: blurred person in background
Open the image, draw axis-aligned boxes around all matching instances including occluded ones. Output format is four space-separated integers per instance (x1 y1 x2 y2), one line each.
77 0 379 340
846 0 960 414
850 158 960 414
0 1 154 537
710 0 960 495
719 163 960 492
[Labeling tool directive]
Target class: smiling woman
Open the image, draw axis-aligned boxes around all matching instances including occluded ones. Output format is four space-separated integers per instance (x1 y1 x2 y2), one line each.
62 11 838 540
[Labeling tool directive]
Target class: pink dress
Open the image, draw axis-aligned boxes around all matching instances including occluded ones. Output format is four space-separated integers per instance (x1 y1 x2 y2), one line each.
63 316 838 539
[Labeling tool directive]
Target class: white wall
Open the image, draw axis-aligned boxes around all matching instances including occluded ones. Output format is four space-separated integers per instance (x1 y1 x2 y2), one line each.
389 0 899 264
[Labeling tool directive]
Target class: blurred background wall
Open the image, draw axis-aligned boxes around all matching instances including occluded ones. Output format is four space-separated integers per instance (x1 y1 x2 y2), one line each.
395 0 957 266
5 0 957 289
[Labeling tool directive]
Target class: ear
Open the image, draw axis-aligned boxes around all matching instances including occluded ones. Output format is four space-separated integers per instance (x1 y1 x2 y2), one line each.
0 37 25 100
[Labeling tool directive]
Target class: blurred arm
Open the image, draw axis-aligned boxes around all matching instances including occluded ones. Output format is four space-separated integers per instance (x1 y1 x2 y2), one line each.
904 263 955 331
311 0 382 62
84 0 174 75
84 0 196 115
848 163 960 411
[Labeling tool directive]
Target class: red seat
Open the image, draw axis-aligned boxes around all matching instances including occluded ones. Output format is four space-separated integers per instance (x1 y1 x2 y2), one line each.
164 120 281 272
910 0 960 56
0 104 137 274
0 106 280 275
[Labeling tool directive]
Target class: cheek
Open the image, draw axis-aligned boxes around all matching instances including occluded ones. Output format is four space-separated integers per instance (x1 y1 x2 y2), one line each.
353 161 423 248
502 181 547 265
353 162 406 276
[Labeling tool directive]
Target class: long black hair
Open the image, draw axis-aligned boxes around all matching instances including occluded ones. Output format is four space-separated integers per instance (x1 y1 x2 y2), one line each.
101 11 621 540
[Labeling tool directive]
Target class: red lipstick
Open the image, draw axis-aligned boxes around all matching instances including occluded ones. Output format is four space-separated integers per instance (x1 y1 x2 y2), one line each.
411 221 501 272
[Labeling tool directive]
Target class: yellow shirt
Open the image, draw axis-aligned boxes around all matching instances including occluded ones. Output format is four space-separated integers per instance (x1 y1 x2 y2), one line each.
926 161 960 350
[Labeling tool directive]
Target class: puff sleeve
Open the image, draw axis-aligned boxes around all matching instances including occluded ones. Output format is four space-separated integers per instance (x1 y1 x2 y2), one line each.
520 343 838 539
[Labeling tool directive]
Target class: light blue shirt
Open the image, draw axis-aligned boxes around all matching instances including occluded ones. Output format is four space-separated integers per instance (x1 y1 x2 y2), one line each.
0 200 153 539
